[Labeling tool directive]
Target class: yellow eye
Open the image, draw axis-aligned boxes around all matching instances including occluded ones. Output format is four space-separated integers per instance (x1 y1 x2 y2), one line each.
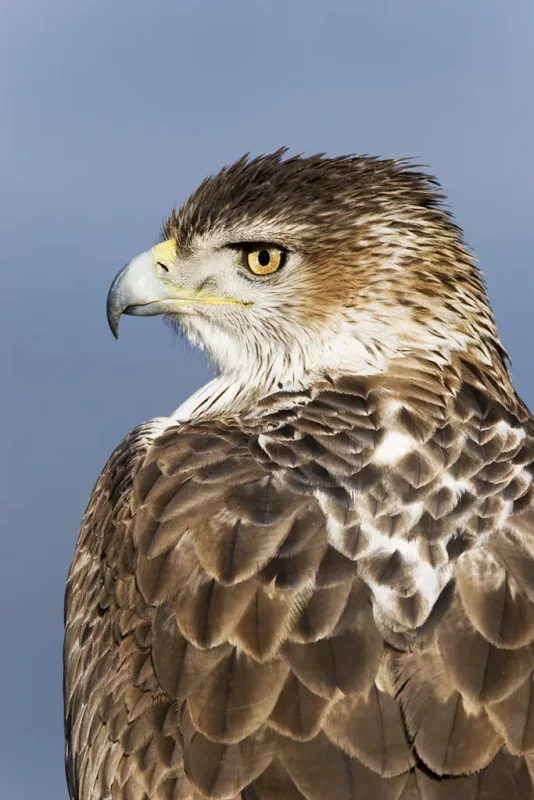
245 246 285 275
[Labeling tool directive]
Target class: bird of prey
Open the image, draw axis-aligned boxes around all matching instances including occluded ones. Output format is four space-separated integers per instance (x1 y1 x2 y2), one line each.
64 150 534 799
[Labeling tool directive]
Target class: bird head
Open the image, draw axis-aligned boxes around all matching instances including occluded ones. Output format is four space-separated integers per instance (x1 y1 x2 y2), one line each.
107 150 506 400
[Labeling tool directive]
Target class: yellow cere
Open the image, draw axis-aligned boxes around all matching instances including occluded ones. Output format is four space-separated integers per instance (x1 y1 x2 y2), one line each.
150 239 177 269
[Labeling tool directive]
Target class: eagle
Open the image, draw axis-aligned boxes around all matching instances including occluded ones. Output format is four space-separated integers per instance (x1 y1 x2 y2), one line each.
64 150 534 799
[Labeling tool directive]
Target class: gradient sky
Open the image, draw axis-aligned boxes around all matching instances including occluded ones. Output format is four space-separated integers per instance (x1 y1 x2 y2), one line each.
2 1 533 797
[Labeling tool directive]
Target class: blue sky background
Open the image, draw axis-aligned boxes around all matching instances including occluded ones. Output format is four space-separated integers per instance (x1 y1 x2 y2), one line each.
2 1 533 797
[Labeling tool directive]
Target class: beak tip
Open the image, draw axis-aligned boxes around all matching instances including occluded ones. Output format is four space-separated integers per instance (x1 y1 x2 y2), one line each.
106 308 120 340
106 290 122 339
106 265 127 339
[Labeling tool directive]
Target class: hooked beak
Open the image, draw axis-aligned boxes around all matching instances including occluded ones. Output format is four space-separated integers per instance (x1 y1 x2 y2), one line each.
106 239 244 338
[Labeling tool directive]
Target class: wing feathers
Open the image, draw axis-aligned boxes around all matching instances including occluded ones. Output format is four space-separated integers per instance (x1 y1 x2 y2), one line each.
151 604 231 700
457 549 534 649
323 684 414 777
438 594 533 705
282 613 382 698
65 374 534 799
488 676 534 755
232 586 304 662
187 651 288 743
268 672 331 741
279 732 408 800
174 574 256 649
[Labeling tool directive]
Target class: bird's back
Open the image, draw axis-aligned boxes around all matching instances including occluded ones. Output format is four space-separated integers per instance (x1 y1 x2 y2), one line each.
64 360 534 799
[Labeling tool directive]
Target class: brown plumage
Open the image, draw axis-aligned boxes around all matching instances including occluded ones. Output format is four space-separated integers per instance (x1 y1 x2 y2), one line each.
65 151 534 799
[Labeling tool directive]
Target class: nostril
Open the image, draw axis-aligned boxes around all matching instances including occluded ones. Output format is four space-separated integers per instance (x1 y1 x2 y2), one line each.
157 262 169 273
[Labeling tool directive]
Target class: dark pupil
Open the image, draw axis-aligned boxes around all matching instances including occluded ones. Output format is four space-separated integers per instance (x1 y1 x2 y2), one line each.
258 249 271 267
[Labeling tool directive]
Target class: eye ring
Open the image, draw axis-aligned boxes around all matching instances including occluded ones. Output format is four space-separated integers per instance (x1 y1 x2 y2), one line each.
245 245 286 276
